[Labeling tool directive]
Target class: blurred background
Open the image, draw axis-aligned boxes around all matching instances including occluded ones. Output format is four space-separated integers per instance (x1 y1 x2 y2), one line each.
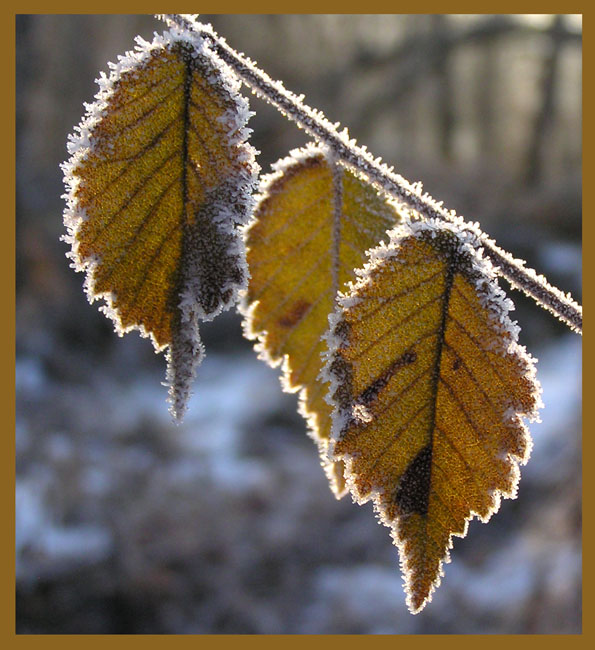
16 14 581 633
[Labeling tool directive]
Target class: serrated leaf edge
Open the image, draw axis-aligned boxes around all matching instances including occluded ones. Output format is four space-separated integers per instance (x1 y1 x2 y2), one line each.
61 22 260 421
321 215 543 612
239 143 350 497
62 23 258 349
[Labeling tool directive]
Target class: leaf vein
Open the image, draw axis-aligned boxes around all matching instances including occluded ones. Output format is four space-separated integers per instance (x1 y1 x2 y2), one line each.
249 210 331 277
351 292 443 363
125 217 183 314
438 375 488 443
282 292 334 386
365 397 432 474
251 189 334 251
83 110 182 206
253 254 329 334
351 267 444 323
434 426 484 494
98 175 181 286
443 339 503 424
85 147 180 249
447 314 516 396
99 80 183 136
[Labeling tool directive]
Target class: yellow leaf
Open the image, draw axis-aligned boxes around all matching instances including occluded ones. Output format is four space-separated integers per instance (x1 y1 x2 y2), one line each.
242 144 401 497
62 27 259 420
324 219 541 613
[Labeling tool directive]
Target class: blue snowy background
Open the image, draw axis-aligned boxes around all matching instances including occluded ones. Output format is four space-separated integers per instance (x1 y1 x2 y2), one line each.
16 15 581 633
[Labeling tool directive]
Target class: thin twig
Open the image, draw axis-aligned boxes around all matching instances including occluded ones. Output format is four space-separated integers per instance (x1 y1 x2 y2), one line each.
159 14 582 335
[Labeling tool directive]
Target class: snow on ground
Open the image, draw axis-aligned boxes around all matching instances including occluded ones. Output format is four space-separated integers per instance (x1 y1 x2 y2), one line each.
524 334 582 485
15 334 581 633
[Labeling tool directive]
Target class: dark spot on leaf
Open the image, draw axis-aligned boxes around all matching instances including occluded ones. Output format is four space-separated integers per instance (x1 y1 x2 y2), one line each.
395 443 433 516
452 356 461 371
278 299 311 328
222 288 234 304
402 350 417 365
329 356 354 412
333 318 351 343
359 349 417 405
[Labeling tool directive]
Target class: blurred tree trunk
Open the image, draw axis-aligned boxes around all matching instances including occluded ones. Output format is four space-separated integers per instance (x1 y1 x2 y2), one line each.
524 15 566 187
476 38 498 165
431 15 455 161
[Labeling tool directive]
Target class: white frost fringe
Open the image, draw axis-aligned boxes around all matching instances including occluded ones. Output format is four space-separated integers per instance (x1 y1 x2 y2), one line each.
61 16 260 422
321 215 543 612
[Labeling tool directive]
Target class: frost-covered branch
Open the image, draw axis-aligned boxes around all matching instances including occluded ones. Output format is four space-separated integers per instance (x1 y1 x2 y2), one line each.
159 14 582 335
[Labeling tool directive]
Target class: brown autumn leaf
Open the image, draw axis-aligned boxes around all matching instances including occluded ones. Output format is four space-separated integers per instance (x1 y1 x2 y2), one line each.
242 144 402 497
62 25 259 420
323 217 541 613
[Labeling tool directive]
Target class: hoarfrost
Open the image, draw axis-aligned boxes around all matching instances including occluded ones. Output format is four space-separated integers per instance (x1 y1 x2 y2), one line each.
322 215 543 612
61 17 260 421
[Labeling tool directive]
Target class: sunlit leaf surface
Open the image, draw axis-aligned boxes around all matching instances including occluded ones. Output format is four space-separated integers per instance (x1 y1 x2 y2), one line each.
243 145 401 497
62 27 258 419
324 219 541 612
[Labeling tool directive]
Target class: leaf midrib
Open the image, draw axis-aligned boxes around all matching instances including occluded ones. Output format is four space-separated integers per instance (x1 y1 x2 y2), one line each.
425 255 457 515
180 51 191 221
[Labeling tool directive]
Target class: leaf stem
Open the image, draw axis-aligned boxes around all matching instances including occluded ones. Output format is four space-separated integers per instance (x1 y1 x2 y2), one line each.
328 150 343 304
159 14 582 335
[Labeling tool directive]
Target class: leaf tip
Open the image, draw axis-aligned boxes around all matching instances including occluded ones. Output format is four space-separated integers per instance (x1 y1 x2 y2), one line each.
165 316 206 423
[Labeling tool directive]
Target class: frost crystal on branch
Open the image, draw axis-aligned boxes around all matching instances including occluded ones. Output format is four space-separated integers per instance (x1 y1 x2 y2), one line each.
164 14 581 335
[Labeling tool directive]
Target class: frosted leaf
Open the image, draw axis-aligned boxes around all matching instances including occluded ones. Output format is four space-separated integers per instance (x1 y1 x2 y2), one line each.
61 22 259 421
323 218 542 613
